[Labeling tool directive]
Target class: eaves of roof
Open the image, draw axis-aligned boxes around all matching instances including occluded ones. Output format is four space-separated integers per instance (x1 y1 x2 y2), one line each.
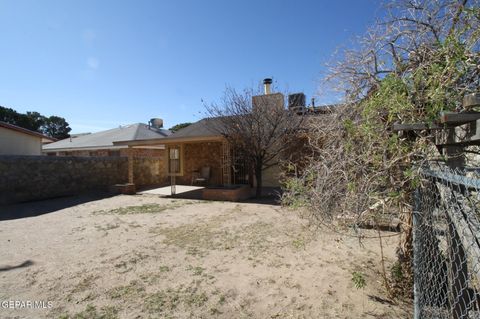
114 134 224 146
0 121 57 141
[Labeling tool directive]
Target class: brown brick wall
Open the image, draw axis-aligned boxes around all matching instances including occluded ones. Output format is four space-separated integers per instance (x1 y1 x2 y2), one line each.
53 148 164 158
202 185 252 201
133 153 168 186
174 142 223 186
168 142 281 187
120 148 165 158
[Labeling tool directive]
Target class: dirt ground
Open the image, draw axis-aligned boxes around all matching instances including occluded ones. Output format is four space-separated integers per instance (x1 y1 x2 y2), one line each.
0 194 412 318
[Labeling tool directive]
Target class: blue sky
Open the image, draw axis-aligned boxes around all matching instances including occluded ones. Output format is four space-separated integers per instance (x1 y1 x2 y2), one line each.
0 0 381 133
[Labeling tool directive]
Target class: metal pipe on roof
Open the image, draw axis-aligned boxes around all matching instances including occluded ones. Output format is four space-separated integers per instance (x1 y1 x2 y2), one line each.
263 78 272 95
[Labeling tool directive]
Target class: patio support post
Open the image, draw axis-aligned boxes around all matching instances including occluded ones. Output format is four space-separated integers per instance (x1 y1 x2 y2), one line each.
128 146 134 184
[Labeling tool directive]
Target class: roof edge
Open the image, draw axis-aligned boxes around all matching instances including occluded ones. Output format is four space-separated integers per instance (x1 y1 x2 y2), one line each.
43 145 128 152
114 135 224 146
0 121 58 141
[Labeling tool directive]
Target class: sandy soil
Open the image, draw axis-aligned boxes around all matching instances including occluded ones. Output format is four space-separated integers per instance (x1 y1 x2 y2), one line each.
0 194 412 318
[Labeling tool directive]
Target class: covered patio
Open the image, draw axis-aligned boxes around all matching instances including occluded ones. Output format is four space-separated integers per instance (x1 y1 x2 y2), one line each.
114 118 253 201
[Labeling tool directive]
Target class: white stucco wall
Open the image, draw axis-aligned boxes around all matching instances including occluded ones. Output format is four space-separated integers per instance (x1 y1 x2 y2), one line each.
262 165 282 187
0 126 42 155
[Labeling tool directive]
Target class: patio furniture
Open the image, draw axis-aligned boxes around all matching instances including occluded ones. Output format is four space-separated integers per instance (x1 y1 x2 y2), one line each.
192 166 210 185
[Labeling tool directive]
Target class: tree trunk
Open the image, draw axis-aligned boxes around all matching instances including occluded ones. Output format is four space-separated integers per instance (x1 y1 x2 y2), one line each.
255 159 263 198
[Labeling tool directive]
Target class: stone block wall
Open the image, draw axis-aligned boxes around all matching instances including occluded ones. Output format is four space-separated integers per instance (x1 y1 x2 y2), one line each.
133 156 168 186
0 154 167 204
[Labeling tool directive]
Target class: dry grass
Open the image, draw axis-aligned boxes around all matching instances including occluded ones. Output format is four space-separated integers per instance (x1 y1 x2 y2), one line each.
0 195 412 318
92 200 202 216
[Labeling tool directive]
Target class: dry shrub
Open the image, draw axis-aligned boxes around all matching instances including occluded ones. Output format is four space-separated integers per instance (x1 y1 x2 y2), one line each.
282 0 480 299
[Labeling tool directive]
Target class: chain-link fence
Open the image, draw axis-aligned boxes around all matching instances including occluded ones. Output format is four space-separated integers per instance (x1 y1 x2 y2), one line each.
414 164 480 319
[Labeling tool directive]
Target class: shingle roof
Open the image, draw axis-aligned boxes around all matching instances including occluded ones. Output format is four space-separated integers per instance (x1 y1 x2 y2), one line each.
163 118 221 140
112 109 337 147
43 123 171 151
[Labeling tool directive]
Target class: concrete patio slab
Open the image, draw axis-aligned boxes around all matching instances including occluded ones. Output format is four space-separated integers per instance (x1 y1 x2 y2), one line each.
138 185 204 196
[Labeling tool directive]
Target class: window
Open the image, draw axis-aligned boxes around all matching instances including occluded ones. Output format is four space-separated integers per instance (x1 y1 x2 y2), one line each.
168 146 182 175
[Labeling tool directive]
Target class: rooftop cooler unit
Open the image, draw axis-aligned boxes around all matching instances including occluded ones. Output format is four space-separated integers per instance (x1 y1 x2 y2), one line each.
288 93 306 114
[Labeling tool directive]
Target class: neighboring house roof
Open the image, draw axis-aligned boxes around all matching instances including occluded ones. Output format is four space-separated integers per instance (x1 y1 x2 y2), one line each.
70 132 92 138
43 123 171 152
114 118 224 146
0 121 57 142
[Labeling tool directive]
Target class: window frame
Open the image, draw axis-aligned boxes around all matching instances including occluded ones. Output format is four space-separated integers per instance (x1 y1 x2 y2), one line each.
167 145 184 176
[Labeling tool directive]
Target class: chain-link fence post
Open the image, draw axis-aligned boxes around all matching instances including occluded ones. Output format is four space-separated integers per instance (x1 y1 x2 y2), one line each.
446 209 469 319
447 182 474 319
413 187 421 319
413 166 480 318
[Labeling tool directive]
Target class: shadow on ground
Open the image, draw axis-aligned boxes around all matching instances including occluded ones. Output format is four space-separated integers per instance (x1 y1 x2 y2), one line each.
242 187 282 206
0 193 114 221
140 185 282 205
242 195 281 206
168 188 204 200
168 186 282 205
0 260 34 272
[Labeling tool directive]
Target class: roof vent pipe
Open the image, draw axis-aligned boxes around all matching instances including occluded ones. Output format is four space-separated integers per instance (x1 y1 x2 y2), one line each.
263 78 272 95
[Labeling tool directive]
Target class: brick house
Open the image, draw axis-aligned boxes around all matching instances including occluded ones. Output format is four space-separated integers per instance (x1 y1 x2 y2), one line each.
115 118 244 187
110 82 330 194
113 85 318 190
43 120 172 188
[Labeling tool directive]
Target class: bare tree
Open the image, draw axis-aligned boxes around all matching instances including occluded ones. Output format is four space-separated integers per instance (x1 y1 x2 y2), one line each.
205 85 306 198
326 0 480 105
